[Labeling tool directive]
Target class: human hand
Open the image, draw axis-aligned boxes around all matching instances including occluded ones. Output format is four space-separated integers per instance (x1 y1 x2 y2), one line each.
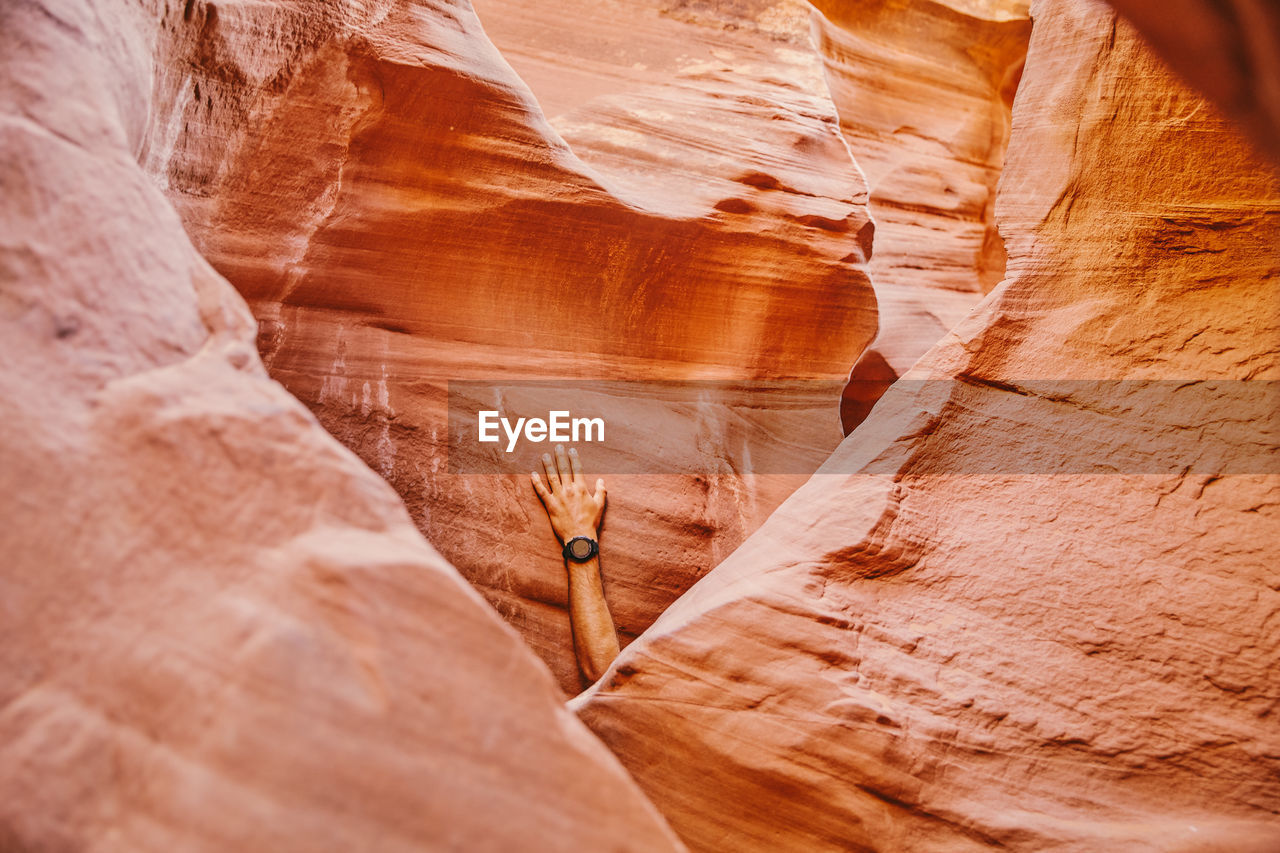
531 444 606 544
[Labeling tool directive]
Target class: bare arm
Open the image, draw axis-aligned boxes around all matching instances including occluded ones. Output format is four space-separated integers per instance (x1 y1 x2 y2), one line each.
531 445 620 683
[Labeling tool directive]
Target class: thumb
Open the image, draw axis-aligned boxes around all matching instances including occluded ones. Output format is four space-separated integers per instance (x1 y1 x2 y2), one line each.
595 478 607 508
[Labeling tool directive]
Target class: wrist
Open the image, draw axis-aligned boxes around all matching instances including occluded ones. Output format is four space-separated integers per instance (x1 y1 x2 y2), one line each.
560 527 597 543
566 557 600 575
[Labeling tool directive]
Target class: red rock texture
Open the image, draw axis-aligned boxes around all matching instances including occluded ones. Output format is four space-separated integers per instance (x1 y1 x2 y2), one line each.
1105 0 1280 169
0 1 685 849
574 0 1280 849
473 0 856 242
811 0 1032 431
479 0 1034 435
8 0 1280 847
145 0 878 692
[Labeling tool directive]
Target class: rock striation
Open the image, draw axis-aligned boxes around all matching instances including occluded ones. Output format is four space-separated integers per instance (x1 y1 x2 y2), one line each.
574 0 1280 849
0 1 684 849
145 0 879 692
6 0 1280 848
810 0 1032 431
481 0 1034 435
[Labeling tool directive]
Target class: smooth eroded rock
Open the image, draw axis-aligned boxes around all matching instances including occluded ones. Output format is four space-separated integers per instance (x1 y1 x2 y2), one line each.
809 0 1032 431
147 0 877 692
0 1 684 848
573 0 1280 849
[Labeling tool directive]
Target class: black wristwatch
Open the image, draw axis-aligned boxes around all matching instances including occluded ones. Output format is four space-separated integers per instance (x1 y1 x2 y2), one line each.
562 536 599 563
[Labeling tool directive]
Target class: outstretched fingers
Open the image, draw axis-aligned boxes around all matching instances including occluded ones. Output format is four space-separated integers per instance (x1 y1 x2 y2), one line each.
569 446 585 485
555 444 573 487
541 452 560 492
531 470 551 505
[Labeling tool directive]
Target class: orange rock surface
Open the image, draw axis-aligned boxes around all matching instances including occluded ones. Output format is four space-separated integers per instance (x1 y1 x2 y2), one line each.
6 0 1280 847
575 0 1280 849
1105 0 1280 168
0 1 684 849
147 0 878 691
809 0 1033 430
479 0 1034 434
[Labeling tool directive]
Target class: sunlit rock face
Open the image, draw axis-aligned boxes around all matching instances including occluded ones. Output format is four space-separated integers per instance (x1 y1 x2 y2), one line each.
144 0 878 692
0 1 686 849
808 0 1033 431
574 0 1280 849
483 0 1035 437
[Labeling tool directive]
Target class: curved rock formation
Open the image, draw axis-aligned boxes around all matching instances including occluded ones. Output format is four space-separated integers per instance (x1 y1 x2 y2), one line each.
474 0 854 224
477 0 1031 437
0 1 683 849
574 0 1280 849
8 0 1279 847
809 0 1032 431
144 0 877 692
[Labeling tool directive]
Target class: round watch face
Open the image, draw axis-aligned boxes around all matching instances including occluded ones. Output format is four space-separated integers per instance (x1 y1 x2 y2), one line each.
569 538 595 560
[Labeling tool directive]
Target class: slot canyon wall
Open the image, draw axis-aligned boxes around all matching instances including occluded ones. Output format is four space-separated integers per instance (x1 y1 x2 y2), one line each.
140 0 1040 694
144 0 884 692
575 0 1280 850
1104 0 1280 169
0 0 685 850
471 0 1034 431
1 0 1277 851
807 0 1032 430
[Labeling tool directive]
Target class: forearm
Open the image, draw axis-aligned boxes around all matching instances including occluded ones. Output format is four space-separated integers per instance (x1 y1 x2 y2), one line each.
566 554 620 683
530 445 617 683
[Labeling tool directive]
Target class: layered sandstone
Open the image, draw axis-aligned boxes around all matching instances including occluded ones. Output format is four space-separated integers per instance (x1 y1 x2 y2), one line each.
575 0 1280 850
0 1 684 849
479 0 1035 433
145 0 878 691
809 0 1032 430
7 0 1279 848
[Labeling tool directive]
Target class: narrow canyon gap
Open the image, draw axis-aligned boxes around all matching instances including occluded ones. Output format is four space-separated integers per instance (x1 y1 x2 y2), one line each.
144 0 882 692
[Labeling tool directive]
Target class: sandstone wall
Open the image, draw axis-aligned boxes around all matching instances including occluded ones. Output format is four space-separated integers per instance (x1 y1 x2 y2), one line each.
0 1 683 848
574 0 1280 849
475 0 1036 435
1106 0 1280 169
5 0 1278 848
809 0 1033 430
142 0 879 692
